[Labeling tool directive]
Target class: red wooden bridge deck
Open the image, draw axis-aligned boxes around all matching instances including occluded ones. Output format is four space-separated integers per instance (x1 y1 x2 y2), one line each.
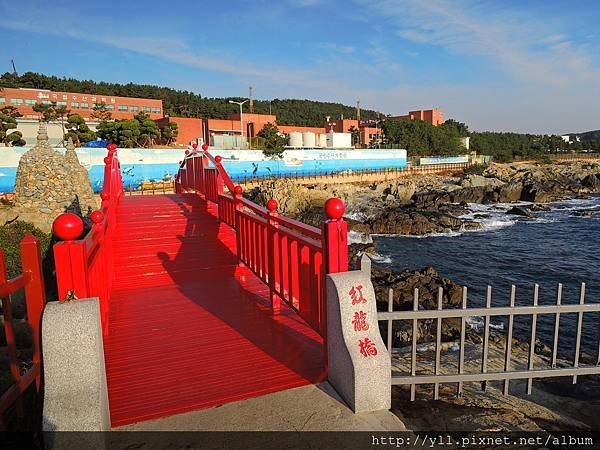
103 194 325 427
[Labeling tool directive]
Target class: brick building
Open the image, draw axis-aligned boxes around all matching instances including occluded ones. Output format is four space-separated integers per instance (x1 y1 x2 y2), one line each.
0 87 163 121
391 108 444 126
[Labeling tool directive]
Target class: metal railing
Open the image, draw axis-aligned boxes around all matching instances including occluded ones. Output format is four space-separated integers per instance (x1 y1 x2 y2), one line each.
174 147 349 337
377 283 600 401
234 163 473 185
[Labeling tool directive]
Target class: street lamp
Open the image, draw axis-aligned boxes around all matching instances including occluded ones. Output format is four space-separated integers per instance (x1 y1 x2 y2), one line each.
229 100 249 145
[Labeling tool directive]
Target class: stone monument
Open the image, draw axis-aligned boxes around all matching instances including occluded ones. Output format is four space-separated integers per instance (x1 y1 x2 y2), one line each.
326 264 391 413
1 122 99 232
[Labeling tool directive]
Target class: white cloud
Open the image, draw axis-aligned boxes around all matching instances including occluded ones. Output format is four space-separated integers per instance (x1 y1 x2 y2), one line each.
354 0 600 87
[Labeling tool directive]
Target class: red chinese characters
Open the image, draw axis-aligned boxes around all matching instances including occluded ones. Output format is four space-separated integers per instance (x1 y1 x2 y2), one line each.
358 337 378 357
349 285 366 305
352 311 369 332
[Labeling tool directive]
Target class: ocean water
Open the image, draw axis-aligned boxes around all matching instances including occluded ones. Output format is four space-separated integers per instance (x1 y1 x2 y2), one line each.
372 195 600 354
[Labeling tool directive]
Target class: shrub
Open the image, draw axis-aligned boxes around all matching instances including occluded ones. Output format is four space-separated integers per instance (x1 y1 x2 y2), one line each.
0 221 53 279
461 164 488 176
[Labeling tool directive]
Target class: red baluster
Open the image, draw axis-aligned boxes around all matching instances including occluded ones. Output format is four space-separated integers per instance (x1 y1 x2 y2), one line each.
266 199 280 314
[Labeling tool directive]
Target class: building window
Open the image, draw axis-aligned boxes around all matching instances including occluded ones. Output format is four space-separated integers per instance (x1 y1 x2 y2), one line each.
57 101 67 106
106 104 114 110
151 107 161 114
42 100 51 105
0 97 5 104
10 98 23 105
129 105 138 112
80 102 89 108
142 106 151 112
25 99 37 106
71 102 79 108
118 105 128 111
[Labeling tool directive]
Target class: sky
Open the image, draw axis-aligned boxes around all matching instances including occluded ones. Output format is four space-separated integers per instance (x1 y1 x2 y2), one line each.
0 0 599 134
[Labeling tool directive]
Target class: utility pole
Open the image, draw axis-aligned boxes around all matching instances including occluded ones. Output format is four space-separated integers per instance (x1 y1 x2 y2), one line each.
356 99 360 122
249 85 254 113
229 99 249 143
10 59 18 76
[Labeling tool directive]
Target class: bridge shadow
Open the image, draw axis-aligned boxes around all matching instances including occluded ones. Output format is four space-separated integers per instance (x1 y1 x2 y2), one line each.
155 193 324 409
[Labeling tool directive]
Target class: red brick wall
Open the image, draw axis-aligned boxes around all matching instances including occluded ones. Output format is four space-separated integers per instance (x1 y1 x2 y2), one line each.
156 117 203 145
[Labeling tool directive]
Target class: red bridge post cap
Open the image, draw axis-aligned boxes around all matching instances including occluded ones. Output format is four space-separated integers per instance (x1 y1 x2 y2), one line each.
53 213 84 241
103 156 112 165
107 143 117 153
324 198 345 220
233 185 243 196
266 199 278 212
100 192 110 201
192 143 198 150
202 143 209 152
185 150 190 155
90 210 104 224
215 155 222 164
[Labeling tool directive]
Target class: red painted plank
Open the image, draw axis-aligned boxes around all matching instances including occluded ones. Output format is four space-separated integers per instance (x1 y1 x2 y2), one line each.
105 194 324 427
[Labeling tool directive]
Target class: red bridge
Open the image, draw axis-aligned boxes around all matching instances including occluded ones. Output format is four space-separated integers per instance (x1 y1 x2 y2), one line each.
52 144 348 427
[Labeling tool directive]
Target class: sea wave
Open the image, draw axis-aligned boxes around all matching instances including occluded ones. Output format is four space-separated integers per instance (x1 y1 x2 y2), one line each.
347 230 373 244
466 316 505 332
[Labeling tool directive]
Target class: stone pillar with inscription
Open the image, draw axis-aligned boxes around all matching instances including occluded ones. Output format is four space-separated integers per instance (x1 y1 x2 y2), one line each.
326 268 391 413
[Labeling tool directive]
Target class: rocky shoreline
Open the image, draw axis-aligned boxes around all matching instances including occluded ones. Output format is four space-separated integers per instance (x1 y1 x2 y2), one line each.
247 160 600 432
246 160 600 237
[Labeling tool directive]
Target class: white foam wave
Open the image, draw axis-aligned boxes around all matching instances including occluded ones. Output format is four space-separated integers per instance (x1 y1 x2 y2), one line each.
344 211 371 222
369 253 392 264
348 230 373 244
466 316 505 332
372 231 464 239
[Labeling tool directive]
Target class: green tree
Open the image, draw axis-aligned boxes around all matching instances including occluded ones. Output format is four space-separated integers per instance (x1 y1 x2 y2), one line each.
348 125 361 147
65 114 96 145
257 122 286 158
33 101 71 142
90 102 112 122
160 121 178 145
135 112 161 147
0 106 25 146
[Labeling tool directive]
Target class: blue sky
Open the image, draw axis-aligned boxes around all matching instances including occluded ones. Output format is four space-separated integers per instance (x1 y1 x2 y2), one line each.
1 0 599 134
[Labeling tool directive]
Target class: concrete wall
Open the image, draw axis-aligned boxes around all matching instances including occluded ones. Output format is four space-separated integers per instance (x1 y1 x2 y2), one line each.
14 119 99 146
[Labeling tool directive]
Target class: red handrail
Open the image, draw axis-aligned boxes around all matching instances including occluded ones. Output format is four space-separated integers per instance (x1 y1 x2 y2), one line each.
174 146 348 338
52 144 124 335
0 234 46 430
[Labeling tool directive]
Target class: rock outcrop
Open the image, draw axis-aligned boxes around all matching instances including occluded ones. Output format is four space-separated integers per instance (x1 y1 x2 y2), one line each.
1 124 99 231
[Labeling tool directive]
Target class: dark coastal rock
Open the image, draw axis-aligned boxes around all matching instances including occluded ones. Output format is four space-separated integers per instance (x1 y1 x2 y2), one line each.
349 208 481 237
582 173 600 189
506 206 533 217
371 266 465 346
571 209 597 217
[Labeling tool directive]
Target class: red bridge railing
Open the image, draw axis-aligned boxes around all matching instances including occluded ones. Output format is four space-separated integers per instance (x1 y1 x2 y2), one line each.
175 144 348 337
0 235 46 430
52 144 124 335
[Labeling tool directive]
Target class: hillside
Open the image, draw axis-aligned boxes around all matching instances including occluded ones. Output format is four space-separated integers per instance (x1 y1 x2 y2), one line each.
0 72 382 127
572 129 600 141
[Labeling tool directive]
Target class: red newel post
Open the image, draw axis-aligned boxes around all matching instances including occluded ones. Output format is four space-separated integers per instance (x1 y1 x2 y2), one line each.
52 213 88 301
214 156 224 196
322 198 348 274
20 234 47 389
266 199 281 315
321 198 348 365
233 185 244 266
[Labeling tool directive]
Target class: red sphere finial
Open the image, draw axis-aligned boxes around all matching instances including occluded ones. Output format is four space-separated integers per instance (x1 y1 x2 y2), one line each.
179 160 182 165
324 198 345 220
233 185 243 196
192 143 198 150
53 213 84 241
103 156 112 165
107 143 117 153
266 199 278 212
202 143 209 152
90 210 104 224
100 192 110 201
215 155 222 164
185 149 190 155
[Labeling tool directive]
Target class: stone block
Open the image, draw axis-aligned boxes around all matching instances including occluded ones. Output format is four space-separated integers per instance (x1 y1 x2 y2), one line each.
326 271 391 413
42 297 110 440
